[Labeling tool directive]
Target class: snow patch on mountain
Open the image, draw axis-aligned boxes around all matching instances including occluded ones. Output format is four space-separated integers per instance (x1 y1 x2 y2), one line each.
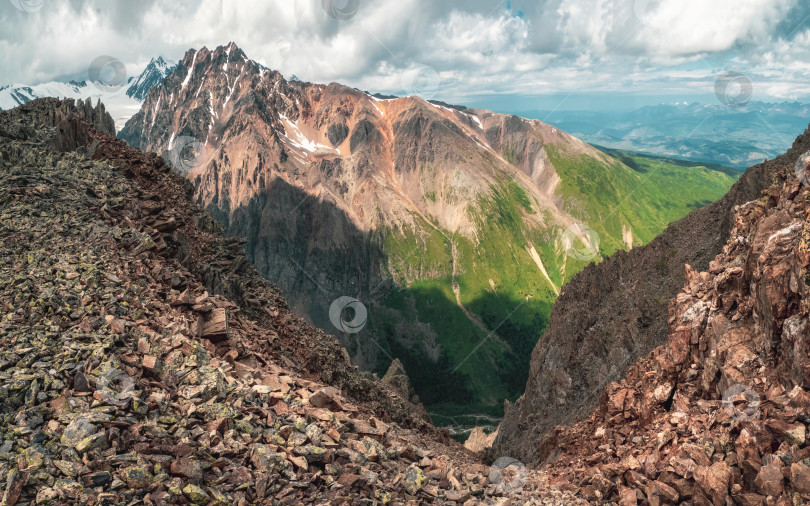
279 114 334 154
181 51 198 89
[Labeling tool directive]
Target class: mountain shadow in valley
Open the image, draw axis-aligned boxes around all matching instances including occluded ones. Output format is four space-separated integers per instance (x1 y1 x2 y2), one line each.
202 176 547 414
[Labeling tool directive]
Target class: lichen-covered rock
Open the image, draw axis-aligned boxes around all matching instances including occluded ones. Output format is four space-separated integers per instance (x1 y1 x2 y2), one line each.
403 465 426 495
292 445 328 463
35 487 58 504
250 445 287 474
182 484 210 504
122 465 153 490
60 418 96 450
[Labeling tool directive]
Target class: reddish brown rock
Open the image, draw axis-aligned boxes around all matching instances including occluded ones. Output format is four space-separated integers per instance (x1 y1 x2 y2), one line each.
199 307 229 342
645 479 679 505
733 493 767 506
790 462 810 495
618 485 638 506
754 462 785 496
464 427 497 453
309 387 343 411
693 459 732 502
170 457 203 483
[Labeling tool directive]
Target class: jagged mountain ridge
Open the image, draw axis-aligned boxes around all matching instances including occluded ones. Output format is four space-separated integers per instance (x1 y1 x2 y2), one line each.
0 57 174 130
118 43 736 417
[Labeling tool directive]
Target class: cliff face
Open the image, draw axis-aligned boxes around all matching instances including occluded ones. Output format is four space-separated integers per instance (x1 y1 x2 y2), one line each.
495 128 802 463
118 43 737 414
520 141 810 504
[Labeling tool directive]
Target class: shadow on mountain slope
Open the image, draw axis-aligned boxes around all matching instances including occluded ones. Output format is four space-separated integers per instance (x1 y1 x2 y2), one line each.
208 177 549 414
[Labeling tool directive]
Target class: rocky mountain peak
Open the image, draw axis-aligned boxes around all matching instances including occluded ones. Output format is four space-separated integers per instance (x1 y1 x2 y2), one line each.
126 56 177 101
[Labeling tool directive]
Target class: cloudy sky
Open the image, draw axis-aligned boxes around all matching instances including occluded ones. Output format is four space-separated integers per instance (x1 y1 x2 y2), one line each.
2 0 810 112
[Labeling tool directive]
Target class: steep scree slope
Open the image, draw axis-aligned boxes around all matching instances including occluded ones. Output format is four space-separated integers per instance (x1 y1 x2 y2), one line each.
495 130 797 462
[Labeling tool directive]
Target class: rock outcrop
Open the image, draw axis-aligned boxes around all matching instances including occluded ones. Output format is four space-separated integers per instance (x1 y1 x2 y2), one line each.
381 358 419 404
465 427 499 453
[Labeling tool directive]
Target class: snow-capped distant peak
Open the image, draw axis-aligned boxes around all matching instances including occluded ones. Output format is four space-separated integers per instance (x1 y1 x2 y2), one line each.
0 80 141 132
126 57 177 101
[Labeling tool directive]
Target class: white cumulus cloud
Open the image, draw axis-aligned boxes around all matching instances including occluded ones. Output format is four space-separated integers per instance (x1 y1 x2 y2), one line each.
0 0 809 105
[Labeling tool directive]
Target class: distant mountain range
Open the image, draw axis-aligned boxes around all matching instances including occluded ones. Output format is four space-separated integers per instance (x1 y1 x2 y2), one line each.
526 101 810 169
118 43 738 421
0 57 175 130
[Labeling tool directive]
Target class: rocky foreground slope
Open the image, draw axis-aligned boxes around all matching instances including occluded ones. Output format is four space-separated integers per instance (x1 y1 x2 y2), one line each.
0 98 588 504
500 136 810 503
496 131 788 462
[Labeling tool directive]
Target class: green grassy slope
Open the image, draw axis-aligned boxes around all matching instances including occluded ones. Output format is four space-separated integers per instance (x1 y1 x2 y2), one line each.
364 149 739 423
546 145 740 252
